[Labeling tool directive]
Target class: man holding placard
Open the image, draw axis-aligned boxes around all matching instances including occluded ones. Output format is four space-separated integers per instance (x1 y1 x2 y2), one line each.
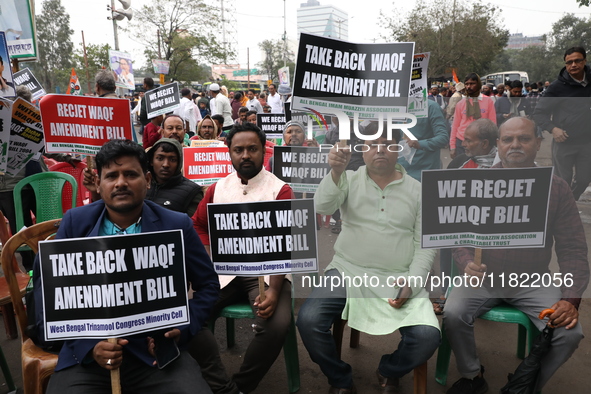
34 140 218 393
297 122 440 394
191 122 294 394
444 117 589 394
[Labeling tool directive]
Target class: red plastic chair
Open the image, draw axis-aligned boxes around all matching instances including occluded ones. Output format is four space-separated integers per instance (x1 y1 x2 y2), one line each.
264 140 276 168
48 161 88 211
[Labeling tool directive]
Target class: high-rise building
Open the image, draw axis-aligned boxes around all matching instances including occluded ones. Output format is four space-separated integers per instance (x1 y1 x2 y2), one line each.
297 0 348 40
506 33 544 50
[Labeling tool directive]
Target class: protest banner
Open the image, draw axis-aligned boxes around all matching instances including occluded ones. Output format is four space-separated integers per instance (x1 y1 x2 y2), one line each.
0 98 12 173
4 0 38 60
421 167 553 249
407 52 429 118
13 68 46 101
7 97 44 176
257 113 286 139
292 33 414 119
38 230 189 341
109 50 135 90
272 146 330 193
0 32 16 98
279 66 290 85
144 82 181 119
207 199 318 275
40 94 133 156
152 59 170 75
183 146 234 185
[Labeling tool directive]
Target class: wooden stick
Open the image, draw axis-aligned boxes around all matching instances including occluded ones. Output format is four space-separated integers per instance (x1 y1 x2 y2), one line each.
474 248 482 266
258 276 266 302
86 156 93 171
108 338 121 394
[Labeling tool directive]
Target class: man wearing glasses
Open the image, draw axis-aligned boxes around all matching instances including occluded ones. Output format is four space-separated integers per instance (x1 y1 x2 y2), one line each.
533 46 591 200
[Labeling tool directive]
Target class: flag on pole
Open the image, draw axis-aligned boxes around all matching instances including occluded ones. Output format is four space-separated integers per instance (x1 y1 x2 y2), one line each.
66 68 82 95
452 68 459 84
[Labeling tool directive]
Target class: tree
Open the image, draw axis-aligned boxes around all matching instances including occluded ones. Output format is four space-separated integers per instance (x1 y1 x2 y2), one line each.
546 14 591 58
256 39 295 83
73 43 111 93
127 0 230 82
29 0 74 92
381 0 508 79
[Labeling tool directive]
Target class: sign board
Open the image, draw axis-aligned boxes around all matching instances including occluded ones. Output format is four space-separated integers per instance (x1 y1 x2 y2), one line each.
0 98 12 173
272 146 330 193
284 102 331 144
144 82 181 119
407 52 429 118
292 33 414 118
152 59 170 75
183 146 234 185
109 50 135 90
4 0 38 60
40 94 133 156
13 68 46 101
207 199 318 275
257 113 286 139
421 168 553 249
39 231 189 340
0 32 16 97
7 97 44 176
190 139 225 148
278 66 290 85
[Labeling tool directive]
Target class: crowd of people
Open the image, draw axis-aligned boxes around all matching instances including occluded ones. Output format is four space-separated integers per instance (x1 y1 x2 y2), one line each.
3 45 590 394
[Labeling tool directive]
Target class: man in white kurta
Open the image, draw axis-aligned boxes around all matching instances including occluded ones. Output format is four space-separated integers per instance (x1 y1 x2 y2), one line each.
297 123 440 394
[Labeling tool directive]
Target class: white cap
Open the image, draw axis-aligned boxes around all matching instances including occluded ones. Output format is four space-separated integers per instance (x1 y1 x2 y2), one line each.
209 83 220 91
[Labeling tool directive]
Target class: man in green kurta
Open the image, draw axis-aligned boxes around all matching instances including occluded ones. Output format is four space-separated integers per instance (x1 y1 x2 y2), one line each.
297 122 440 394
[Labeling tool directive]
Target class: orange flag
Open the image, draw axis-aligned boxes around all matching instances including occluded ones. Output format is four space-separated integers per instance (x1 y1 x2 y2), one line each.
66 68 82 95
452 68 459 84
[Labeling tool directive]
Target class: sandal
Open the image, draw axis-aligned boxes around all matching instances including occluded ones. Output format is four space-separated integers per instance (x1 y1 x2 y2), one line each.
331 220 342 234
432 295 446 315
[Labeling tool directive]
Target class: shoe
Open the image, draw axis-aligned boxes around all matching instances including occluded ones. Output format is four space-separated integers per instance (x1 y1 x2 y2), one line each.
432 295 446 315
331 220 342 234
376 369 399 393
446 366 488 394
328 385 357 394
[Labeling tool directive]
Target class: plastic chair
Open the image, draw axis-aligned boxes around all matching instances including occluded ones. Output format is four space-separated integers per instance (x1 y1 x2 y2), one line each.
1 219 61 394
0 210 24 340
48 161 88 211
434 262 540 386
0 211 17 392
13 172 77 232
332 320 428 394
210 302 300 393
264 140 275 168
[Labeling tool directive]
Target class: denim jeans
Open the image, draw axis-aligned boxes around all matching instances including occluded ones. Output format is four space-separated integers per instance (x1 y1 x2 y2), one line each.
297 270 440 389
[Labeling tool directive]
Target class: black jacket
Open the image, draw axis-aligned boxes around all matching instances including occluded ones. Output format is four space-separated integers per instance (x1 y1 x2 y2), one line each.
533 65 591 143
146 138 203 216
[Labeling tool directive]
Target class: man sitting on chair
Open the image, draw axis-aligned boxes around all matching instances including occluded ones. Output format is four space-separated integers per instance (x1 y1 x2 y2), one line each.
33 139 219 394
444 117 589 394
297 122 440 394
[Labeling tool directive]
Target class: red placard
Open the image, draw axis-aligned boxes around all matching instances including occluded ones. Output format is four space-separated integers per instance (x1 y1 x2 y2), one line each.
40 94 133 156
183 146 234 185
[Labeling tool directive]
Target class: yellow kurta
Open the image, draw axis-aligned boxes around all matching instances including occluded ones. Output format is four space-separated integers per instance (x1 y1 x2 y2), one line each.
315 164 439 335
